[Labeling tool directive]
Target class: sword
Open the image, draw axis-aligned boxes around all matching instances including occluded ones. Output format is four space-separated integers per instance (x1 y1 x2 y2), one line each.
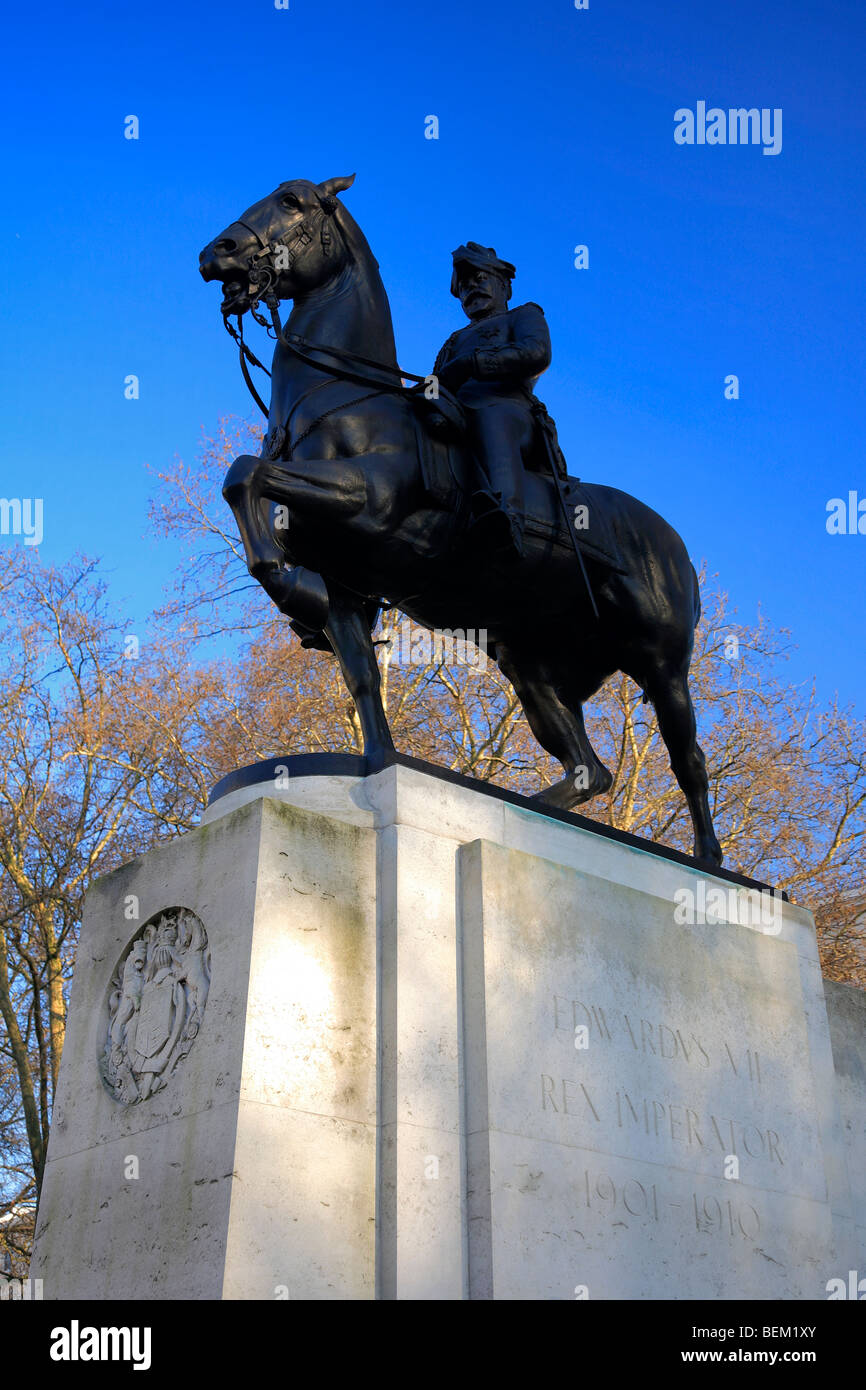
534 406 599 621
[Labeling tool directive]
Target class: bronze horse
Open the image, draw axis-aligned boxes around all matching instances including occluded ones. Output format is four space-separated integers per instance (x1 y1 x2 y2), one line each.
199 175 722 865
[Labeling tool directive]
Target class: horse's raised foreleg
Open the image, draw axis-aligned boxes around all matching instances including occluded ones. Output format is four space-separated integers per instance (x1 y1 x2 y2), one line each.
222 453 314 617
223 452 357 629
324 584 395 760
256 454 368 522
223 454 283 579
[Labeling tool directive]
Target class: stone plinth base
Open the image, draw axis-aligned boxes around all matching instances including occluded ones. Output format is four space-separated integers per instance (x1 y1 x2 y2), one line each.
30 759 865 1299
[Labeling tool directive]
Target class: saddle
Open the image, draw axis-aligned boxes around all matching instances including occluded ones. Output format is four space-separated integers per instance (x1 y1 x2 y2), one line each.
524 476 627 574
408 390 626 574
406 381 467 443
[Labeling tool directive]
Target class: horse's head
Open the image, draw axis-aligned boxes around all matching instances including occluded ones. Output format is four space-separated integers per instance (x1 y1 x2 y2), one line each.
199 174 356 317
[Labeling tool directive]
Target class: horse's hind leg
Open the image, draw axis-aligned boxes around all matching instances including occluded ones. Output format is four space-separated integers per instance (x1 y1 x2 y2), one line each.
644 662 723 866
324 584 395 761
497 646 611 812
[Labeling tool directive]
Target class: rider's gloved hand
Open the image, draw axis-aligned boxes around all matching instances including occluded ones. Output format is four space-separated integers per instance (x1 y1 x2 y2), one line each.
440 353 475 392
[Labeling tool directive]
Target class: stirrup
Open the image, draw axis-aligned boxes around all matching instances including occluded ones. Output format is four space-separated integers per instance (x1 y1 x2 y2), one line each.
470 506 524 559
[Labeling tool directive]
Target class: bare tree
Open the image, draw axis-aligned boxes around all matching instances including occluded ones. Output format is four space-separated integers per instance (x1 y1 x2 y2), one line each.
3 419 863 1268
0 548 222 1228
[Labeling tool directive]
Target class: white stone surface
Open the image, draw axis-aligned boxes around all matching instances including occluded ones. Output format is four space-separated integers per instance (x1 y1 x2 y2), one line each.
199 772 374 829
32 796 378 1300
31 764 866 1300
825 980 866 1274
458 837 840 1299
376 822 465 1299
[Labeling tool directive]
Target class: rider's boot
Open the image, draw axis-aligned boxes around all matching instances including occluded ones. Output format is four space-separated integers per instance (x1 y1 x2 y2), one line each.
470 492 525 560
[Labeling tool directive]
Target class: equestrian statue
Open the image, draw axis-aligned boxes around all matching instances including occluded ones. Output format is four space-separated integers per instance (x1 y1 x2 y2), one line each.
199 174 722 866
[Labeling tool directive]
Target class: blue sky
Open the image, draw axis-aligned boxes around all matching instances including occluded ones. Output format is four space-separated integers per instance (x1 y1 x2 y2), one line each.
2 0 864 711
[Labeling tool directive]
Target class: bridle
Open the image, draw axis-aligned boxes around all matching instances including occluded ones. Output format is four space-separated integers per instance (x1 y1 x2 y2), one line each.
220 195 428 423
221 202 325 416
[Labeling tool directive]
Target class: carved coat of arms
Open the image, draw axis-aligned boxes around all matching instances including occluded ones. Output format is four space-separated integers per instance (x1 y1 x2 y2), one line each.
100 908 211 1104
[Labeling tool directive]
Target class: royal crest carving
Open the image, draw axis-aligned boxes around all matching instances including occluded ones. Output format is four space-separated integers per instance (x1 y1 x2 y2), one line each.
100 908 211 1104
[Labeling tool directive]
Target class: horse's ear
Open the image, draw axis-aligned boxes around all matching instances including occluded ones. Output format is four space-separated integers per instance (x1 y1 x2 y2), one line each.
317 174 356 199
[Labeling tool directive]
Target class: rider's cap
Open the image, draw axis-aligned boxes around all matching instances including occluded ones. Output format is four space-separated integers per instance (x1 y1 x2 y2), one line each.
451 242 516 298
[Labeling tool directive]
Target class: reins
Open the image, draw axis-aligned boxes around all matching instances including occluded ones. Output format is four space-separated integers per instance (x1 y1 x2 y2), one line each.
220 193 433 422
223 278 428 422
223 314 272 418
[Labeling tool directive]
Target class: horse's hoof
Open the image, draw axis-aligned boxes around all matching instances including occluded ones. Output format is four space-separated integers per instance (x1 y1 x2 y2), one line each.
569 764 613 806
694 836 724 868
261 565 330 630
532 765 611 812
290 620 334 653
363 743 397 773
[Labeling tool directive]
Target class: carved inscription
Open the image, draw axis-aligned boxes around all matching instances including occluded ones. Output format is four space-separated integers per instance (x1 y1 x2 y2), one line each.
553 995 762 1085
579 1164 761 1241
540 1075 784 1165
542 995 787 1171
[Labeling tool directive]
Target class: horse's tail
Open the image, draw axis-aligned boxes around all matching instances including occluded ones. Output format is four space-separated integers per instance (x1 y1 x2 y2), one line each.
692 565 702 626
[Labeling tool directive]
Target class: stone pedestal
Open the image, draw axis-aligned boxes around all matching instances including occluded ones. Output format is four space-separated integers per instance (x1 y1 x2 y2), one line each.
30 758 865 1299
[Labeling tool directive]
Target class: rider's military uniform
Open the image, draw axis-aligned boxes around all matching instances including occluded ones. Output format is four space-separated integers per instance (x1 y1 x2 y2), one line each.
433 245 552 555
